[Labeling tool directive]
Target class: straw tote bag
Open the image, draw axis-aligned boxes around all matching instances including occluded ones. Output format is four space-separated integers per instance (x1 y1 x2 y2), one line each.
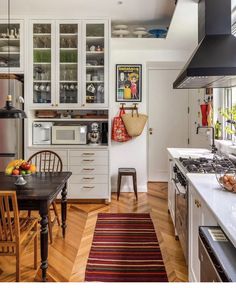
121 109 148 137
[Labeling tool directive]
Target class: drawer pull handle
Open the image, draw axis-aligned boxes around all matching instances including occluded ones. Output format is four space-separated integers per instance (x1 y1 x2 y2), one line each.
195 199 201 208
83 159 94 162
83 186 95 189
83 168 95 171
83 177 95 180
82 153 95 156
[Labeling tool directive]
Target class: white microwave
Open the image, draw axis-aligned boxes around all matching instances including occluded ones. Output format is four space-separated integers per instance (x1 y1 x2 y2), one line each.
52 125 87 145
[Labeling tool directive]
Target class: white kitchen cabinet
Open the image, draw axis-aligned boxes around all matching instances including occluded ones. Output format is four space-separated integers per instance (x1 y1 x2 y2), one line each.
28 19 109 109
188 184 217 282
0 19 24 73
68 149 109 199
82 20 109 108
56 21 81 108
28 20 56 108
26 147 110 201
167 155 176 228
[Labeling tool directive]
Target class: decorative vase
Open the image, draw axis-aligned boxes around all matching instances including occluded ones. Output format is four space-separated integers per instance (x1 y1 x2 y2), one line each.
200 104 208 126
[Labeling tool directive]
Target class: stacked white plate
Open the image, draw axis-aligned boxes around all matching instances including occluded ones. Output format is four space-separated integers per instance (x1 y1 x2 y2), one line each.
132 27 148 38
112 25 130 38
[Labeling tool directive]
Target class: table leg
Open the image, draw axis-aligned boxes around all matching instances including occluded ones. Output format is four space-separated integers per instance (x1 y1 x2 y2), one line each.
39 213 48 282
61 182 68 238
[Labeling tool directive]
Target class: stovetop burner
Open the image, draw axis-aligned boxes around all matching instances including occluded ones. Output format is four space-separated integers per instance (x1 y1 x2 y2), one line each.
178 157 236 174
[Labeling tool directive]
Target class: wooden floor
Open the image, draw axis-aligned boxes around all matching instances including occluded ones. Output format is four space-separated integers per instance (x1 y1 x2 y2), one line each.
0 182 188 282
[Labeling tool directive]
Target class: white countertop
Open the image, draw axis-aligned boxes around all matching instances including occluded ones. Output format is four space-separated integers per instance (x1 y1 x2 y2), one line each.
167 147 212 159
167 147 236 247
187 173 236 247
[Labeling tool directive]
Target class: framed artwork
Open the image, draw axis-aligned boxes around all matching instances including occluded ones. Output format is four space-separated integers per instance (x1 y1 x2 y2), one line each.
116 64 142 102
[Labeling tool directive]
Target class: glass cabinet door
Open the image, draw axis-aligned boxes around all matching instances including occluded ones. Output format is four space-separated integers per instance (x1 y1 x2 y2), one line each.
32 23 52 105
58 23 79 105
84 23 106 106
0 22 22 71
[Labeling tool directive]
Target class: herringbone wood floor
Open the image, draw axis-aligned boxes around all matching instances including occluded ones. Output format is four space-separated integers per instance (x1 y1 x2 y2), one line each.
0 182 188 282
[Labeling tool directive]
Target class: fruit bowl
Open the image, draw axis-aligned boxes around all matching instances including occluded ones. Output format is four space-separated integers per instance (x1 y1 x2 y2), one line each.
216 172 236 193
11 173 32 186
5 159 36 186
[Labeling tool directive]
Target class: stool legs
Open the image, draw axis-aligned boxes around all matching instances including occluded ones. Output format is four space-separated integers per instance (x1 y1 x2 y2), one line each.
117 173 122 200
133 173 138 200
117 172 138 201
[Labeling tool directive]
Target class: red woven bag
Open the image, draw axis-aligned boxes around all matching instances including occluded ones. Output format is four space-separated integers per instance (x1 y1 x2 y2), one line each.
111 108 132 142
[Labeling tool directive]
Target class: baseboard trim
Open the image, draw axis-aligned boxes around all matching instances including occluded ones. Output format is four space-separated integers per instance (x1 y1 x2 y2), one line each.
111 184 147 193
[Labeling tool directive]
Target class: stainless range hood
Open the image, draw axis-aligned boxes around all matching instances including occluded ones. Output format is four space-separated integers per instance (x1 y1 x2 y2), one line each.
173 0 236 89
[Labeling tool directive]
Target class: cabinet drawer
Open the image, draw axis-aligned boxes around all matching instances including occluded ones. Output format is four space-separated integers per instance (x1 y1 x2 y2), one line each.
69 150 108 158
69 183 109 199
69 156 108 166
70 174 108 184
70 165 108 175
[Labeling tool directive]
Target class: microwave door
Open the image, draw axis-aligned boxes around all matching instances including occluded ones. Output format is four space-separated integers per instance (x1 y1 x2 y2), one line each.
41 127 51 143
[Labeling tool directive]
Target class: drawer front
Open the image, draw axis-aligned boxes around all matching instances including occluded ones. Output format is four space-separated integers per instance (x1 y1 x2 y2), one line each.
69 156 108 166
69 183 109 199
69 150 108 158
70 165 108 175
70 174 108 184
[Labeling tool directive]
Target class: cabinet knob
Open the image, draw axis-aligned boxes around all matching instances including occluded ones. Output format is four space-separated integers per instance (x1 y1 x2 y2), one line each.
149 128 153 135
51 104 54 107
55 104 58 107
82 104 85 107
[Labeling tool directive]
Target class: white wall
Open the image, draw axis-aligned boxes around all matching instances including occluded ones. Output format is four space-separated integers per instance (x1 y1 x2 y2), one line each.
109 0 200 192
109 48 196 192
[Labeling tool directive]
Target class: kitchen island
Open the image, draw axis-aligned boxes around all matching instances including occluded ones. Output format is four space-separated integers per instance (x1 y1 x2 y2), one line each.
167 147 236 282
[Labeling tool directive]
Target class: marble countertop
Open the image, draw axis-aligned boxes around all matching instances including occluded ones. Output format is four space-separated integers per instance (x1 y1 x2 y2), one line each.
187 173 236 247
167 147 212 159
167 147 236 247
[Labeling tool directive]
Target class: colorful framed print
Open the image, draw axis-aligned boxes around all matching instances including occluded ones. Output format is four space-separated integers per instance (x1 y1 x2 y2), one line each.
116 64 142 102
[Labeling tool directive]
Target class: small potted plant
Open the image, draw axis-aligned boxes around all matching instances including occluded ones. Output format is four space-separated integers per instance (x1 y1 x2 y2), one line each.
220 105 236 145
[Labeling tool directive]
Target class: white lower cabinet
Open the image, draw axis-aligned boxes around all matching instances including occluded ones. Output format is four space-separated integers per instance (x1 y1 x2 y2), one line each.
167 156 176 229
26 147 110 200
188 184 217 282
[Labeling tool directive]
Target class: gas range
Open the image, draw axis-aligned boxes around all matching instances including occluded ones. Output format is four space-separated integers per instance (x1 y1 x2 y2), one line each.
176 156 236 174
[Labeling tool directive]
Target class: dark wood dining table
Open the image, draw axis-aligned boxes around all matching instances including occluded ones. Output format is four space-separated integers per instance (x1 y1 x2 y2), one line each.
0 171 72 282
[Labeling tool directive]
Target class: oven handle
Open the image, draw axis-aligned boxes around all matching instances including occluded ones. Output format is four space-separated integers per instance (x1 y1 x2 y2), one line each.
172 178 187 198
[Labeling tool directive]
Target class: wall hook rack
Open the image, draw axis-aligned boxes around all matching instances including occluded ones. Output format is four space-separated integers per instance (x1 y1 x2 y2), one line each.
120 103 138 111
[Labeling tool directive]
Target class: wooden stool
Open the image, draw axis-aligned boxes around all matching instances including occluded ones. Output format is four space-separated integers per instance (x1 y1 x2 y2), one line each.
117 168 138 200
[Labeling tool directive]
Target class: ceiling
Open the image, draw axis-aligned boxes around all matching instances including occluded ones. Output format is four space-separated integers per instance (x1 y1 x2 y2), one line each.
0 0 176 26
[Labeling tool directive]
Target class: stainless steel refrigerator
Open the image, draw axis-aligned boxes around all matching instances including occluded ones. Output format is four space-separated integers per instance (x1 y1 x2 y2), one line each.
0 78 24 171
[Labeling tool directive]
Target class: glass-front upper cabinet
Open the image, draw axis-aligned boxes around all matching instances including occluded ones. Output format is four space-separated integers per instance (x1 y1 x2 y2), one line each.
31 22 54 107
0 20 23 72
83 21 108 107
57 22 80 107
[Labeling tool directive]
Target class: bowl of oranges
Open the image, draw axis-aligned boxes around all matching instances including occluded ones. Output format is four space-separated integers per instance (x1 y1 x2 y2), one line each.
5 159 36 186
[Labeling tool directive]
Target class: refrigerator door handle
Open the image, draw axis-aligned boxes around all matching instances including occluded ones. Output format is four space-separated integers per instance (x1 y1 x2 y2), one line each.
0 153 16 157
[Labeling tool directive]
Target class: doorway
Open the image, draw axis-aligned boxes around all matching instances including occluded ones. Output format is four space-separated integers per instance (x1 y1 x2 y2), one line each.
147 65 189 182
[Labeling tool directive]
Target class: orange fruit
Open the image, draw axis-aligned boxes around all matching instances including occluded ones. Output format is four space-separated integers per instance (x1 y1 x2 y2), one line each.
29 164 37 174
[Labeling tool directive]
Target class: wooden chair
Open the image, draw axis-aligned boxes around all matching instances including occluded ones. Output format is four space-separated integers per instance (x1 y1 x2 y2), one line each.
27 150 63 244
0 191 38 282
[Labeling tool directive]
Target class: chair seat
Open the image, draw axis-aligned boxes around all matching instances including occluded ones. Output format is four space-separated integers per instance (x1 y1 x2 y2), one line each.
19 217 38 244
118 168 136 175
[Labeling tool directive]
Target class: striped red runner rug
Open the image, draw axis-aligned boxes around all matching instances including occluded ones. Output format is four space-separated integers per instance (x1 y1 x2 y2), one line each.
85 213 168 282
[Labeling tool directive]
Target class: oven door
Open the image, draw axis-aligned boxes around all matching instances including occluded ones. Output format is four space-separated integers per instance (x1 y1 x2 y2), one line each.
174 180 188 263
52 126 80 144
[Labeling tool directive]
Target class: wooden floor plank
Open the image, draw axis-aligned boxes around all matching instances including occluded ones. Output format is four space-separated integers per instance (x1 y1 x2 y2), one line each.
0 183 188 282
